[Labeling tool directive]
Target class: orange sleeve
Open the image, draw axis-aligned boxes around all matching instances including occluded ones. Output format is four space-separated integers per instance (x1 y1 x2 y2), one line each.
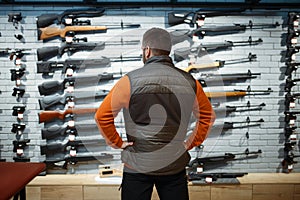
185 80 216 151
94 75 131 149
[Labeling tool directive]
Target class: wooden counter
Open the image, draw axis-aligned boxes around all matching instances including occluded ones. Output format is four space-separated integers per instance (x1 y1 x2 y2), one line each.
26 173 300 200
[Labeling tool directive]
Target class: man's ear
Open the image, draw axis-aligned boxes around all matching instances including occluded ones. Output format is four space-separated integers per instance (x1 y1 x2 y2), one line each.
145 46 151 59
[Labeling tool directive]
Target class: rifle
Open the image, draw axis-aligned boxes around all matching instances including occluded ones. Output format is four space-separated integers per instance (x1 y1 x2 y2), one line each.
13 139 30 156
44 152 113 169
287 28 299 46
37 40 139 61
204 86 272 99
13 156 30 162
174 37 262 62
11 123 26 135
288 12 300 28
39 89 109 110
167 8 246 27
10 68 26 86
198 70 260 87
38 73 121 96
40 136 106 155
38 22 140 41
285 76 300 92
36 8 105 28
0 48 31 63
41 122 98 140
285 126 297 141
187 172 248 183
37 55 141 75
38 107 97 123
284 111 300 126
12 106 26 120
8 12 22 29
182 53 257 73
213 101 265 116
285 92 300 109
285 61 300 76
170 21 279 44
286 46 299 61
188 148 262 170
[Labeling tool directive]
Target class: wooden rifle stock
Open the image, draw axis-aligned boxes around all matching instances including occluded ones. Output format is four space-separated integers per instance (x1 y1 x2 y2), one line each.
38 25 107 40
38 107 97 123
205 91 247 98
184 61 222 72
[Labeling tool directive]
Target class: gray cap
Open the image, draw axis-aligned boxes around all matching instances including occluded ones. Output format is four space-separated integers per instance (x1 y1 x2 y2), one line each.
142 27 172 52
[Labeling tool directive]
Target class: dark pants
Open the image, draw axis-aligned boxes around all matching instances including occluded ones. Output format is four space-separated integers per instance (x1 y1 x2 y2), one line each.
121 169 189 200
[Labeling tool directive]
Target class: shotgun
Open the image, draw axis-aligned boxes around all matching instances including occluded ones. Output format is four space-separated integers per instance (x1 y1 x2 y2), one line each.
38 23 140 40
38 107 97 123
36 8 105 28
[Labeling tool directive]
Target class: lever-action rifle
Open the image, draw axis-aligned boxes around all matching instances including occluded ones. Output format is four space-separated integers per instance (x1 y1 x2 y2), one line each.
45 152 113 169
41 122 98 140
198 70 260 87
285 76 300 92
36 8 105 28
285 92 300 109
13 139 30 156
170 21 279 44
204 86 272 99
38 22 140 40
285 61 300 76
37 55 141 75
188 148 262 170
182 53 257 73
167 8 246 27
38 107 97 123
174 37 262 61
39 89 109 110
38 73 121 96
40 136 106 155
37 39 139 61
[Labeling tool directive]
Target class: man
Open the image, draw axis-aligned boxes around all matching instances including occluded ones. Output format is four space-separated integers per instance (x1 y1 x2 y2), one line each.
95 27 215 200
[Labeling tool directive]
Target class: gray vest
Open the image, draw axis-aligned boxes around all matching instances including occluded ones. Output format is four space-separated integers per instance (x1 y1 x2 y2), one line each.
122 56 196 175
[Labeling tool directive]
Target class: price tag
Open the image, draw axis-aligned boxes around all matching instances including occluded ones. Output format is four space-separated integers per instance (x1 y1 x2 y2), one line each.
196 167 203 173
70 149 77 156
69 134 76 141
17 113 23 119
290 102 296 108
288 164 293 170
294 20 299 27
66 68 74 77
68 120 75 127
15 59 21 66
17 148 23 155
291 37 297 44
290 134 297 140
17 130 23 135
66 86 74 93
67 101 75 108
16 79 21 86
289 119 295 126
196 19 205 27
205 177 213 183
65 18 73 25
65 36 73 43
291 54 296 61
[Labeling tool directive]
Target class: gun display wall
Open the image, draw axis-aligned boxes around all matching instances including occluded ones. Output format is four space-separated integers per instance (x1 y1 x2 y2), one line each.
0 4 299 178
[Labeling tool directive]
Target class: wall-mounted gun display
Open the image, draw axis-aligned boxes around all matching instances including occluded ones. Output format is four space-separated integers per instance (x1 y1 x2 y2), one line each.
285 92 300 109
187 172 248 184
12 106 26 121
10 68 26 86
285 76 300 92
12 87 25 101
213 101 265 116
8 12 22 29
285 61 300 76
284 111 300 127
13 139 30 156
36 8 105 28
11 123 26 135
0 48 31 64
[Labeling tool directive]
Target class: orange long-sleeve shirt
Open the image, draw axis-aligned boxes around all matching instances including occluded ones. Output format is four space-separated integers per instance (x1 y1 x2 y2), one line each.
95 75 215 150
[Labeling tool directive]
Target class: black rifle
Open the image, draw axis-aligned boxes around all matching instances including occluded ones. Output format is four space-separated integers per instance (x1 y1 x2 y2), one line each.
8 12 22 28
285 76 300 92
0 48 31 62
36 55 141 75
167 8 246 27
198 70 260 87
170 21 279 45
284 142 297 152
13 156 30 162
12 87 25 99
187 172 248 182
38 73 121 96
288 12 300 28
40 136 106 155
37 40 139 61
286 46 299 60
284 126 297 141
10 68 26 86
285 92 300 109
36 8 105 28
285 61 300 76
44 152 113 169
39 89 109 110
216 117 264 131
41 122 98 140
13 139 30 156
12 106 26 120
287 28 299 46
174 37 262 61
188 148 262 169
213 101 265 116
11 123 26 135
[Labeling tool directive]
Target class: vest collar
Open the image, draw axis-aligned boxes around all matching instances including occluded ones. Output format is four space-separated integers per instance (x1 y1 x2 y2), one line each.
144 55 174 67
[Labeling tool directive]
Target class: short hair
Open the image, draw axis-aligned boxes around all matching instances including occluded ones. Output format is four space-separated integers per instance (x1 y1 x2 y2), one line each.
142 27 172 55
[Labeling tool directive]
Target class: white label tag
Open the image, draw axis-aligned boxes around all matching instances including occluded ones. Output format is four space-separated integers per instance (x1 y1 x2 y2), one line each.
288 164 293 170
291 38 297 44
294 21 299 27
16 79 21 86
289 119 295 125
15 59 21 65
66 68 74 76
70 149 77 156
68 120 75 127
65 18 72 25
197 19 205 27
66 86 74 93
65 36 73 43
192 35 200 43
205 177 213 183
67 101 75 108
290 134 297 140
196 167 203 173
18 113 23 119
69 134 76 141
290 102 296 108
17 149 23 155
